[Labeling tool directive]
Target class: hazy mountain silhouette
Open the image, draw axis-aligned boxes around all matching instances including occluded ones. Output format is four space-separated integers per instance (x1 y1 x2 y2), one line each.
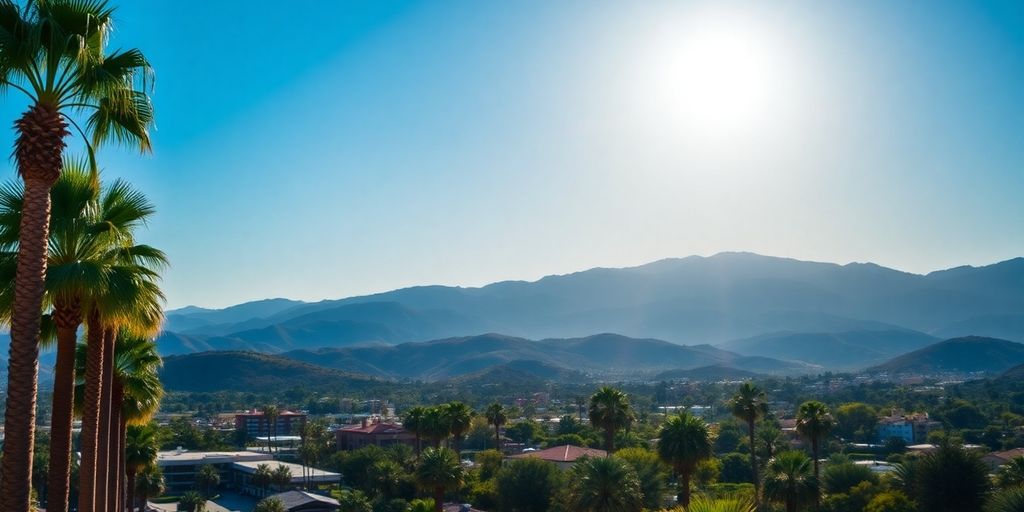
868 336 1024 375
719 329 939 369
159 253 1024 362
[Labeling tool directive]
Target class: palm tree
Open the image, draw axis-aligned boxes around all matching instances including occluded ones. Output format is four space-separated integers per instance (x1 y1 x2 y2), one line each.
111 334 163 511
195 465 220 499
987 487 1024 512
134 466 165 510
565 456 644 512
915 443 990 512
404 406 428 456
795 401 834 491
996 456 1024 488
657 411 714 508
686 496 757 512
442 401 474 457
123 424 158 512
729 382 768 508
589 386 634 453
177 490 206 512
253 497 286 512
485 403 507 452
263 405 280 454
271 464 292 490
252 464 273 497
415 447 464 512
763 451 818 512
0 3 154 507
422 406 451 448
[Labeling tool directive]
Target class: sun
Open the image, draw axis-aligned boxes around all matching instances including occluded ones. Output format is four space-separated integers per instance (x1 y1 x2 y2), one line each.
633 9 794 144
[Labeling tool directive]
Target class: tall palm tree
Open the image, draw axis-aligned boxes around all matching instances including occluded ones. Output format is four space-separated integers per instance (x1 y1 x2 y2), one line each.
485 403 507 452
123 424 158 512
134 466 165 510
415 447 464 512
763 451 817 512
404 406 428 456
110 334 163 511
442 401 474 457
729 382 768 508
0 3 154 507
263 405 280 454
252 464 273 498
565 456 644 512
0 165 162 512
422 406 451 448
795 401 834 487
270 464 292 491
76 185 164 512
657 411 714 508
589 386 634 453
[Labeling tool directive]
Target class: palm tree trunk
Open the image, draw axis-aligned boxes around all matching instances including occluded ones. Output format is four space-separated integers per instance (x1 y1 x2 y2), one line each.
604 426 615 453
109 380 125 512
812 438 820 511
0 103 67 512
126 470 137 512
96 328 117 511
79 312 107 512
46 302 81 512
433 486 444 512
749 418 759 510
494 425 500 452
677 467 692 508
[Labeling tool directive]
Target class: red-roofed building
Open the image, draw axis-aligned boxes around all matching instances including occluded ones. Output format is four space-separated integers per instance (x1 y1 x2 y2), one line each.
509 444 607 470
336 418 416 451
235 409 306 438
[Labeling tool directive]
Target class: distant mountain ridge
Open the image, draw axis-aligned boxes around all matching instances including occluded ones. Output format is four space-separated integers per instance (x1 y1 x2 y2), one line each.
868 336 1024 375
278 332 816 381
719 329 939 369
157 253 1024 371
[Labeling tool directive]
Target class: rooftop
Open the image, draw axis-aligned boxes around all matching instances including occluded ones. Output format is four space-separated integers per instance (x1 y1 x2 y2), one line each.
509 445 607 463
270 490 340 509
339 422 409 435
231 460 340 483
156 450 270 465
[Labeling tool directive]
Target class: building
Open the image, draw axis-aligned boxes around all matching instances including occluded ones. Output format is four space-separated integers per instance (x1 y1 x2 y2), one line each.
155 449 339 496
270 490 340 512
875 410 941 444
983 448 1024 469
508 445 607 470
336 418 416 451
235 409 307 438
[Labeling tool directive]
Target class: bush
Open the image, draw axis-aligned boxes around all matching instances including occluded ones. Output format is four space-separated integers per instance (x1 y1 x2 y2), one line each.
823 463 879 494
719 453 753 483
496 458 564 512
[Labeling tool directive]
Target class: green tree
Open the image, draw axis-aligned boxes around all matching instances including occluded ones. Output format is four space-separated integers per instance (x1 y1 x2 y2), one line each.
615 447 668 510
262 405 279 454
996 456 1024 489
564 456 644 512
986 487 1024 512
404 406 428 456
506 421 542 445
763 451 818 512
729 382 768 508
336 490 372 512
194 465 220 499
422 406 451 448
835 403 878 442
368 460 402 500
914 443 990 512
822 462 878 495
135 466 166 509
475 449 504 481
124 424 159 511
720 452 753 484
252 464 273 497
485 403 507 451
865 491 916 512
177 491 206 512
0 3 155 507
657 412 714 507
270 464 292 489
415 447 464 512
589 386 635 453
685 496 756 512
253 497 286 512
796 401 835 487
442 401 474 457
496 457 563 512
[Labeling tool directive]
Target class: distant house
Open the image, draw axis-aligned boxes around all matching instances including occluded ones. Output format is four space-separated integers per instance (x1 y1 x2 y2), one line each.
508 444 607 470
984 448 1024 469
269 490 340 512
875 410 941 444
336 418 416 451
235 409 307 438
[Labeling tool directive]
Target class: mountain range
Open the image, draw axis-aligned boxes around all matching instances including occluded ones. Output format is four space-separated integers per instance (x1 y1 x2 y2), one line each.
154 253 1023 378
868 336 1024 375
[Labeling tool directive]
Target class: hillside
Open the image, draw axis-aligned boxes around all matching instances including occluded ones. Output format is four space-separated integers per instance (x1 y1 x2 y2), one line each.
718 329 938 369
280 333 815 381
868 336 1024 375
655 364 764 381
159 351 389 393
159 254 1024 358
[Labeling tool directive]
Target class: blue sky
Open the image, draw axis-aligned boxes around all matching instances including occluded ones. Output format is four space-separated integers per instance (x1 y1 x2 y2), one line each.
1 0 1021 309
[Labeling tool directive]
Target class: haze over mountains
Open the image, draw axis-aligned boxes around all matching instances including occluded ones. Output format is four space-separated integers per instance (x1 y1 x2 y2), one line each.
157 252 1024 380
